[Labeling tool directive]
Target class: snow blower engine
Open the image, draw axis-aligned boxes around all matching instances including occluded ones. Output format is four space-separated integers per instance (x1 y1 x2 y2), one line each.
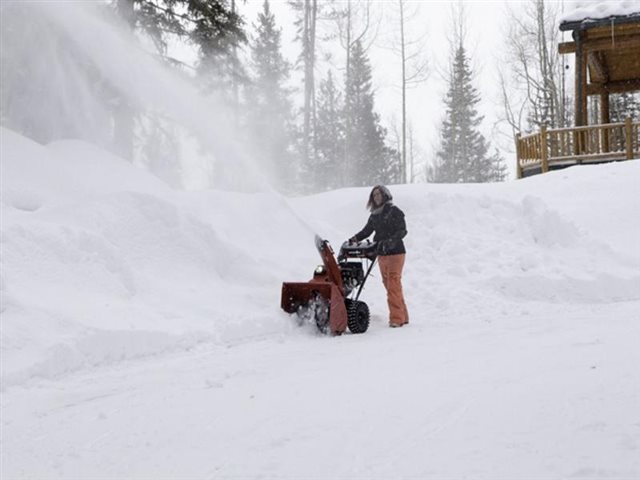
281 235 377 335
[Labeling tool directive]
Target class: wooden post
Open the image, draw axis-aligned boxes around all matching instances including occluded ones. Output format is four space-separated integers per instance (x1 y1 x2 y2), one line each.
601 93 610 152
541 125 549 173
574 32 587 128
574 30 587 156
516 133 522 179
625 117 633 160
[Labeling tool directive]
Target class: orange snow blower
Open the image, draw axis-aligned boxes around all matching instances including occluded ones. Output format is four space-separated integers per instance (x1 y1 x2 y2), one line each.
281 235 377 335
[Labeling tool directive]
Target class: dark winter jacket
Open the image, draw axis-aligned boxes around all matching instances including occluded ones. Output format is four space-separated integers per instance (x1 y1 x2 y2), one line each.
353 202 407 256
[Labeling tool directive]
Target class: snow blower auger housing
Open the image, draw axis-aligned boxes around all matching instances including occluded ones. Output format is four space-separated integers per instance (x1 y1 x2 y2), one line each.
281 235 377 335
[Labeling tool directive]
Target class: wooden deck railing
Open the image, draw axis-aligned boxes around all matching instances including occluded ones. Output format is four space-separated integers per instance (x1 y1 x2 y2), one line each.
516 117 639 178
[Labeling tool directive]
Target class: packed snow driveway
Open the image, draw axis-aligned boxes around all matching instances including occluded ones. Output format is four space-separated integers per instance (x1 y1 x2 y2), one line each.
2 302 639 479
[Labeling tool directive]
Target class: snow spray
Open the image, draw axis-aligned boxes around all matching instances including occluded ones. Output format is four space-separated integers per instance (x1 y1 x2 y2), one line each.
12 2 269 191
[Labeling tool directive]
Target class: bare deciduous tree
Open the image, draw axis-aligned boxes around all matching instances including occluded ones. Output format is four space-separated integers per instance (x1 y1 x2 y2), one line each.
386 0 429 183
500 0 570 135
389 114 423 183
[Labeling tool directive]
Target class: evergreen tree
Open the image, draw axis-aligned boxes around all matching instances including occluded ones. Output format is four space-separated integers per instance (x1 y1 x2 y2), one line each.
313 70 344 191
430 43 507 183
288 0 320 172
247 0 294 192
112 0 246 161
380 145 403 185
345 40 400 187
113 0 244 58
139 115 182 187
123 0 246 163
189 0 247 101
610 92 640 123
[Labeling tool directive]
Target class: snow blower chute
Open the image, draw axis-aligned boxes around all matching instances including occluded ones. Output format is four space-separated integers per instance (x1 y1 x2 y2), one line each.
281 235 377 335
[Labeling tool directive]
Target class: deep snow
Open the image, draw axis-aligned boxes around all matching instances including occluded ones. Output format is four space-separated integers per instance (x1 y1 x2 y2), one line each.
1 127 639 478
561 0 640 23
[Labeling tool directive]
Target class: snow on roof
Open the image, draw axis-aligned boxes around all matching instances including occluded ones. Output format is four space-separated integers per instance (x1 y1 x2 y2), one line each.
560 0 640 25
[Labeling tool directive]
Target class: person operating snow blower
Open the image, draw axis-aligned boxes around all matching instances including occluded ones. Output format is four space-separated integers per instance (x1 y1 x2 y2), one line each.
349 185 409 328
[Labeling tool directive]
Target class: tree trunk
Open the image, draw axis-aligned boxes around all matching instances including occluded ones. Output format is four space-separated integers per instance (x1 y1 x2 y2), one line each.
114 0 135 161
399 0 407 183
343 0 352 187
303 0 310 166
310 0 317 159
232 0 240 128
302 0 317 169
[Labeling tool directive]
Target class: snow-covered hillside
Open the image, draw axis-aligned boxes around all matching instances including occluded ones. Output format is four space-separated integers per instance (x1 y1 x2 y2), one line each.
1 128 639 478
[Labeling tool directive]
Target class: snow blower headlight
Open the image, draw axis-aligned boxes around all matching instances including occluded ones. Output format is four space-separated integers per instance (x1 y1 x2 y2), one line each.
314 265 326 275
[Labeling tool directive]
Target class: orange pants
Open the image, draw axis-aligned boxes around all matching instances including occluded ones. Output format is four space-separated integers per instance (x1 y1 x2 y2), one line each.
377 254 409 326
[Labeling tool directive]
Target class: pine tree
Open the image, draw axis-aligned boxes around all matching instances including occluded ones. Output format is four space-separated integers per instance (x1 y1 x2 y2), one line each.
288 0 319 173
190 0 247 102
112 0 246 161
313 70 344 191
430 43 507 183
247 0 294 192
112 0 244 58
345 40 400 187
610 92 640 123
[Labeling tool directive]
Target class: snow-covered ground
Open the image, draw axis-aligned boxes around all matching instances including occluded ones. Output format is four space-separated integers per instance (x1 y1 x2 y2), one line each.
1 127 639 478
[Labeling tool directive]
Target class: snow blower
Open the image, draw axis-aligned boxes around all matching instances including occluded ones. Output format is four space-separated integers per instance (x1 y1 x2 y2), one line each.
281 235 377 335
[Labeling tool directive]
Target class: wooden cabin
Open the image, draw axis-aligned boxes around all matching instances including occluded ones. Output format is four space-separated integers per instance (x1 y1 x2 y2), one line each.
516 7 640 178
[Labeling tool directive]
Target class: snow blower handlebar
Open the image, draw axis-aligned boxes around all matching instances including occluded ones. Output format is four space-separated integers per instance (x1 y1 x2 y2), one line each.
337 239 378 262
338 239 377 302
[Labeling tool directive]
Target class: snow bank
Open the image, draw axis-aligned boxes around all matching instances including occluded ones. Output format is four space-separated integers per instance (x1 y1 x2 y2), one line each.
1 128 309 386
1 127 639 388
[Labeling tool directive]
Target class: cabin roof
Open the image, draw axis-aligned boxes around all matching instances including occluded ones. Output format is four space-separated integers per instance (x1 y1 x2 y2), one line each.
560 1 640 31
